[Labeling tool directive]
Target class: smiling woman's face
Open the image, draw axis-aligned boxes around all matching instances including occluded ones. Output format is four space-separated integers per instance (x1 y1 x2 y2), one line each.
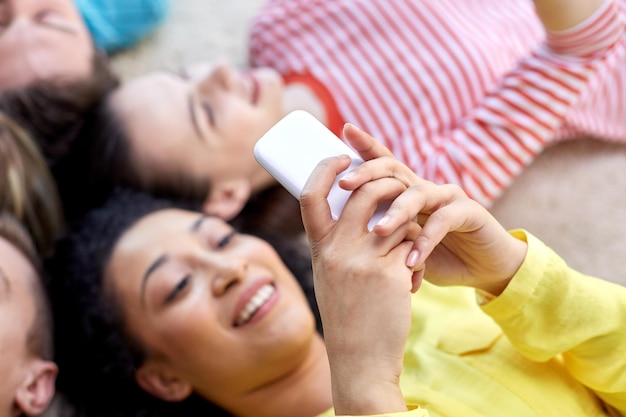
0 0 93 92
105 210 316 407
109 63 285 202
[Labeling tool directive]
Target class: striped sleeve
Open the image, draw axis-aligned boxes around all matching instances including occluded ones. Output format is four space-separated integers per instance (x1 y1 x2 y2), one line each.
427 0 624 205
249 0 625 207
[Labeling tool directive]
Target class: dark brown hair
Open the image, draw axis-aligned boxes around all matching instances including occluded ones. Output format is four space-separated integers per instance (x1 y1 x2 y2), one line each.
0 51 120 169
0 51 121 223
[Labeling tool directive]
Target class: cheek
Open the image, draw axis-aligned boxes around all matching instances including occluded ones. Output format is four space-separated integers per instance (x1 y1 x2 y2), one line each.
0 325 29 385
144 298 228 359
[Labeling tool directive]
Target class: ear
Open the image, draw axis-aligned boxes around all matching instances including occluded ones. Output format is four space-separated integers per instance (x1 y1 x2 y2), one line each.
14 359 58 416
203 178 252 221
135 362 192 402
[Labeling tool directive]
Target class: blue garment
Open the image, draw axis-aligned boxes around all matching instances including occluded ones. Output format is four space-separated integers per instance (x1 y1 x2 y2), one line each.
75 0 171 53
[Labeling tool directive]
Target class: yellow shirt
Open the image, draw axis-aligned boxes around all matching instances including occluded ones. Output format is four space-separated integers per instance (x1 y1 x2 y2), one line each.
319 231 626 417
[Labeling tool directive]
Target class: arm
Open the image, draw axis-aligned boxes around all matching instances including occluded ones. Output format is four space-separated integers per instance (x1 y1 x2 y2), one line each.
340 124 528 294
301 126 528 415
300 155 415 415
534 0 606 30
341 125 626 415
482 231 626 416
420 0 624 206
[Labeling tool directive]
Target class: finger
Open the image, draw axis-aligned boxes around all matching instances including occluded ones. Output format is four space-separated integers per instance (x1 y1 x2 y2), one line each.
338 177 409 235
338 156 423 192
301 155 353 241
411 268 425 293
407 197 482 269
372 182 460 237
368 216 421 259
343 123 394 160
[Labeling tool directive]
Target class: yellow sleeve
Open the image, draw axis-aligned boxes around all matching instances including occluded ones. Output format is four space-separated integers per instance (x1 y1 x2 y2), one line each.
481 230 626 416
317 407 428 417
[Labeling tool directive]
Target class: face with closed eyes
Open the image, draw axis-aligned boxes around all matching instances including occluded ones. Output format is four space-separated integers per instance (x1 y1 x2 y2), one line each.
105 209 317 408
109 63 284 204
0 0 93 92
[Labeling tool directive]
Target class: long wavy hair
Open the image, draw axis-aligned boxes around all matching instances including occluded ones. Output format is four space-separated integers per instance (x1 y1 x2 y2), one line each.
0 112 64 256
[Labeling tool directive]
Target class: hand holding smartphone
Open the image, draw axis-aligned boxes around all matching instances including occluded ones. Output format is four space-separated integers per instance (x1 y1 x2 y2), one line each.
254 110 388 230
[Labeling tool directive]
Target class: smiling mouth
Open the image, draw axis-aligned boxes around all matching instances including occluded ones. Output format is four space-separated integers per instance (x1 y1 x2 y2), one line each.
234 284 275 326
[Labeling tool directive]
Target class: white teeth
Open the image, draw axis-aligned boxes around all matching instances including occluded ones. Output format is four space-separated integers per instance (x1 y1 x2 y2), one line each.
236 284 275 326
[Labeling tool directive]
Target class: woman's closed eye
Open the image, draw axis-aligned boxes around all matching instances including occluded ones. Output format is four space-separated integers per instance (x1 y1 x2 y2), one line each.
216 231 236 249
201 101 215 127
164 274 191 304
162 231 236 304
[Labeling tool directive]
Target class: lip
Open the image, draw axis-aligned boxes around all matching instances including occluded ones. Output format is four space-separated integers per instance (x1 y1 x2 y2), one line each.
232 278 278 327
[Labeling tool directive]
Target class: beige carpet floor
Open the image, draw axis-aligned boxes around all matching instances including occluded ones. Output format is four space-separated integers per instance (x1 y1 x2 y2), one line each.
111 0 626 286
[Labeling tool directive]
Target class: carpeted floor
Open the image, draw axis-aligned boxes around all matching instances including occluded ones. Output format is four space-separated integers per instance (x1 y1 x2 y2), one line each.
111 1 626 282
110 0 265 78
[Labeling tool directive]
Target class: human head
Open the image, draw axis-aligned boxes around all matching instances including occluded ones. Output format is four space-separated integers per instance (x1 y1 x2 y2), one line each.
60 62 286 222
0 51 120 170
0 112 63 256
49 188 318 416
0 0 93 92
0 213 57 417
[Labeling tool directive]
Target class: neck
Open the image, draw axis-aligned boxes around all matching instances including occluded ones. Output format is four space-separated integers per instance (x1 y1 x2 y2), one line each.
282 82 328 126
234 334 333 417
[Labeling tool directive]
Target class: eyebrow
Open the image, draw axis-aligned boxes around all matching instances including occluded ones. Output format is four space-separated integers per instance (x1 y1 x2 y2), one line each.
39 20 80 36
187 92 204 142
139 215 208 306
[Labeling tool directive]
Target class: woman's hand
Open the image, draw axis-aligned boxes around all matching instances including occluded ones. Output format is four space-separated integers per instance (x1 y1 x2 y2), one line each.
340 124 528 296
300 154 417 416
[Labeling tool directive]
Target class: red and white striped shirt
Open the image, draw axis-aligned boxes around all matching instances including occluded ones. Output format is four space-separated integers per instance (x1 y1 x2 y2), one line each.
249 0 626 207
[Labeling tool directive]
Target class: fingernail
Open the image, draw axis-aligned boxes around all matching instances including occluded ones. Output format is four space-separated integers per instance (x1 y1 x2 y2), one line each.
341 172 355 182
407 250 419 268
376 214 390 227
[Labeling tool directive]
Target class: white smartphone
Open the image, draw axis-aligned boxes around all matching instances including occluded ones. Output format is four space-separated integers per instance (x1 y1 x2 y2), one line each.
254 110 388 230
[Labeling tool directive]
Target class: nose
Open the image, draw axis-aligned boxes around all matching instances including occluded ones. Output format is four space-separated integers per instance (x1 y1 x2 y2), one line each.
210 254 247 296
194 62 237 94
2 1 38 29
1 14 30 39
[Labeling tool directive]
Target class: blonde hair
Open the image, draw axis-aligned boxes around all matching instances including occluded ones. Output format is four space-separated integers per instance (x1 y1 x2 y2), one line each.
0 112 63 255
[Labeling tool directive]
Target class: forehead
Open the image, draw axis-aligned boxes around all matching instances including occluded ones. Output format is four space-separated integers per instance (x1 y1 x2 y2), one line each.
0 1 92 92
110 72 189 136
112 72 184 113
109 73 203 180
112 210 233 264
115 209 232 245
116 209 204 250
0 41 91 92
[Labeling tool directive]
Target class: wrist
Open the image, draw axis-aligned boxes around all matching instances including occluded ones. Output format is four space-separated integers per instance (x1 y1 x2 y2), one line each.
332 377 406 416
477 236 528 296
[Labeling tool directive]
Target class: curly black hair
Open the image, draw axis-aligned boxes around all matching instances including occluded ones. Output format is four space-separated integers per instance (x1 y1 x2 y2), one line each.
47 188 319 417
